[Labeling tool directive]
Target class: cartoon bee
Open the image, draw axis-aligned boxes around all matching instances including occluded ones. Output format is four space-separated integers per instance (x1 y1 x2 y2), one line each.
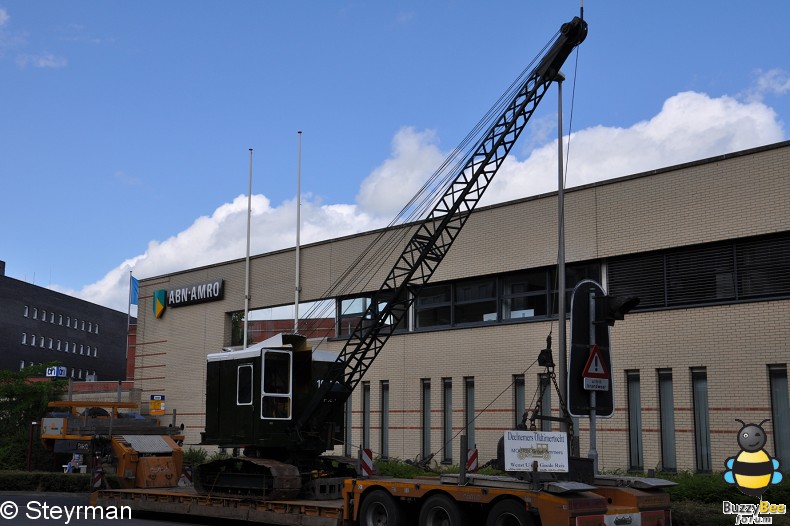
724 419 783 497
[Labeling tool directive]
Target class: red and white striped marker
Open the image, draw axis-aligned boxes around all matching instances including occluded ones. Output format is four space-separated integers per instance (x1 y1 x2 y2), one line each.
359 448 374 478
466 448 478 473
179 466 193 486
91 468 104 491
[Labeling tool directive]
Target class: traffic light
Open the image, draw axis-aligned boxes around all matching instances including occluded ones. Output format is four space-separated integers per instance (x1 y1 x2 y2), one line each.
568 280 641 418
599 295 640 326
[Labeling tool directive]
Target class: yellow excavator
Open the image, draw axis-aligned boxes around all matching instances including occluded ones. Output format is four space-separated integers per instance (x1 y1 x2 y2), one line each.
40 401 184 488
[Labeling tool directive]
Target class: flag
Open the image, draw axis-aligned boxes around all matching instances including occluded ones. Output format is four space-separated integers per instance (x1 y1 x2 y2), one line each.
130 276 139 305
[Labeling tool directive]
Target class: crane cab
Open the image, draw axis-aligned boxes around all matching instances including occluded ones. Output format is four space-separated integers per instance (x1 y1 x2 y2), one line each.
201 333 344 458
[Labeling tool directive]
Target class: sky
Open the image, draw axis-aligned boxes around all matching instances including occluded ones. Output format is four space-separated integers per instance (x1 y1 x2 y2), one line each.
1 1 788 314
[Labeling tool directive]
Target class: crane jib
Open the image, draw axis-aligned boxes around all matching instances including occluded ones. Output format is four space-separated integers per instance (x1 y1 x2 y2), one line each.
297 15 588 432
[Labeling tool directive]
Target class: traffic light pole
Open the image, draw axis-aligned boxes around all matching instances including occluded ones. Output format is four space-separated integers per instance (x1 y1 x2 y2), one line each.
588 291 599 474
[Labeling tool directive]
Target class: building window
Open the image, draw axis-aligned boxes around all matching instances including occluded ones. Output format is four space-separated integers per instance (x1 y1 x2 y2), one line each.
442 378 452 464
24 306 29 317
337 293 408 338
692 367 712 472
88 322 92 332
81 320 85 331
41 310 47 322
79 345 84 355
454 278 497 324
49 312 54 323
416 284 451 329
95 324 99 334
93 347 98 357
57 340 61 351
260 350 291 420
380 381 389 459
626 370 643 471
538 373 552 432
21 333 27 345
30 334 36 347
39 336 44 348
19 361 25 371
769 365 790 468
32 308 38 320
72 342 77 353
58 314 63 325
48 338 53 349
237 364 253 405
361 381 370 450
344 398 353 457
609 232 790 310
421 379 431 461
658 369 677 472
66 317 70 328
464 377 475 450
503 271 547 320
513 374 525 428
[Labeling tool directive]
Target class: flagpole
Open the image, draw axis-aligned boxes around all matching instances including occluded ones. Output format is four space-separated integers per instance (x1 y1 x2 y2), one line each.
243 148 253 349
294 131 302 333
126 271 132 360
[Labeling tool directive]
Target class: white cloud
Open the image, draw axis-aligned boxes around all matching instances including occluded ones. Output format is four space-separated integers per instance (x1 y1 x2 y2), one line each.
746 68 790 101
0 8 9 27
355 127 445 217
481 91 784 205
56 194 382 311
16 51 67 68
61 90 786 312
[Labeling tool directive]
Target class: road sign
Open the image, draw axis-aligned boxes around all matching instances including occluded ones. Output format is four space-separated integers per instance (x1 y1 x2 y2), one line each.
46 366 67 378
568 280 615 418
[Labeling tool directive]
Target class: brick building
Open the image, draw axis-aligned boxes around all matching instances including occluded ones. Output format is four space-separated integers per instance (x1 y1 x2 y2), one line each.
134 141 790 472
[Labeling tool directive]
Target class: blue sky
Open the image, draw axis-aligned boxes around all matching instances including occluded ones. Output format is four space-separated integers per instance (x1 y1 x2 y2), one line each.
1 1 788 313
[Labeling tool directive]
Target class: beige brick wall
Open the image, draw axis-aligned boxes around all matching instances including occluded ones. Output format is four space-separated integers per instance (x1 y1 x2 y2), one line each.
136 141 790 470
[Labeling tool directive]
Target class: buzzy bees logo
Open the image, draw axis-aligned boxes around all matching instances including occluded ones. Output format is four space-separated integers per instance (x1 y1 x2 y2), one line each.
721 419 785 524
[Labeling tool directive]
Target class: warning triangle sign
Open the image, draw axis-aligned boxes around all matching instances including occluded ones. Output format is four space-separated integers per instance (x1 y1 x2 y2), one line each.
582 345 610 379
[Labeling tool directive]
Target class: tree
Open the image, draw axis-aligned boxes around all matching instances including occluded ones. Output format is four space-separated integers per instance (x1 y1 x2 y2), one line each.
0 363 66 470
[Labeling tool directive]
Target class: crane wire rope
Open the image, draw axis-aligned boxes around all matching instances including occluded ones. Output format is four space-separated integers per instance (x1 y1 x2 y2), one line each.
293 29 562 343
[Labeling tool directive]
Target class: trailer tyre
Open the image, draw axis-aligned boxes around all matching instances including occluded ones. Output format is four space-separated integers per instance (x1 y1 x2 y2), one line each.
359 489 402 526
485 499 534 526
419 493 468 526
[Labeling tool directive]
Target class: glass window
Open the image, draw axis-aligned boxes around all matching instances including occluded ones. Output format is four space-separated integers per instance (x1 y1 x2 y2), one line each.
33 308 38 320
421 379 431 461
362 382 370 450
442 378 452 464
48 338 53 349
738 236 790 298
58 314 63 325
95 324 99 334
24 306 29 317
21 333 27 345
88 322 92 332
237 364 253 405
416 284 451 328
692 368 711 472
57 340 61 351
79 345 84 355
261 350 291 420
454 278 496 324
31 334 36 346
39 336 44 348
66 317 70 328
380 381 389 459
658 369 677 471
337 296 370 338
464 377 475 450
769 365 790 468
627 371 643 471
50 312 54 323
81 320 85 331
41 310 47 322
503 271 547 319
513 375 525 428
538 373 552 432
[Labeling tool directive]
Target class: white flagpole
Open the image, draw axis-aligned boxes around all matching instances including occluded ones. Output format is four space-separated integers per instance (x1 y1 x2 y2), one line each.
243 148 253 349
294 131 302 333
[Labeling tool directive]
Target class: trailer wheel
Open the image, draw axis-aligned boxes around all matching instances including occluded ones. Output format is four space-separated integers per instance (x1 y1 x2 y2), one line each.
419 493 468 526
359 489 402 526
485 499 534 526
